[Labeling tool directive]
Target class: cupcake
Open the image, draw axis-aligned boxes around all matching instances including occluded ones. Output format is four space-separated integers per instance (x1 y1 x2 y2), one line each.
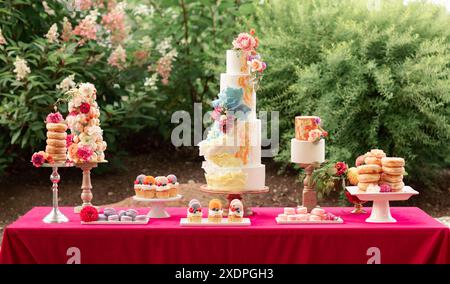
167 174 179 197
143 176 156 199
133 174 146 197
228 199 244 222
155 176 169 199
187 199 202 223
208 199 223 223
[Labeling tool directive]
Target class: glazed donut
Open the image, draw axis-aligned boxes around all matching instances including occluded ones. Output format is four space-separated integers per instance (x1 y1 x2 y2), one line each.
357 173 381 183
357 182 372 191
381 157 405 167
48 153 67 161
364 156 381 166
382 166 405 175
47 131 67 140
46 146 66 154
381 181 404 192
369 149 386 159
357 164 382 174
46 123 67 132
46 139 66 147
381 173 403 183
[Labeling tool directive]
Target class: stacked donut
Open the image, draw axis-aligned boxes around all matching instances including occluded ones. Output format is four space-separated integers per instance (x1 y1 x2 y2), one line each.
357 164 382 191
45 112 67 163
381 157 405 191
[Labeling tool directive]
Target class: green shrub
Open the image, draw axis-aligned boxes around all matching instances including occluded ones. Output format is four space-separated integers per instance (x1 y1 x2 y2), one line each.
256 0 450 187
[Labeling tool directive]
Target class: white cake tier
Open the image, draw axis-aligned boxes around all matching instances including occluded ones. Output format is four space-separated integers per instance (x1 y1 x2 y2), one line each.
226 50 250 75
199 119 261 166
220 73 256 113
202 161 265 191
291 138 325 164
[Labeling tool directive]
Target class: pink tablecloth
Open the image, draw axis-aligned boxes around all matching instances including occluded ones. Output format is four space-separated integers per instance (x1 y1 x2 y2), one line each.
0 207 449 264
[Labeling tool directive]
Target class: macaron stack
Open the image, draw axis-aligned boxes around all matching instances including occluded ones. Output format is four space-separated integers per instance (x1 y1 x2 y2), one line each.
277 206 337 222
380 157 405 192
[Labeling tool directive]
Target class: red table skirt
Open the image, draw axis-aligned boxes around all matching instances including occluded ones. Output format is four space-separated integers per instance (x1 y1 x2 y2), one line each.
1 207 449 264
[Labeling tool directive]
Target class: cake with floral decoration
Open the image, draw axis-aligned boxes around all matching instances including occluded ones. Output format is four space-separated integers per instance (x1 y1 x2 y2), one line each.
187 199 203 223
291 116 328 164
198 29 267 191
45 111 68 163
65 83 107 163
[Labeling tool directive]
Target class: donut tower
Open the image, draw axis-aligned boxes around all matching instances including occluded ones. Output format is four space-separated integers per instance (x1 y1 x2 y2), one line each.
380 157 405 191
45 112 68 163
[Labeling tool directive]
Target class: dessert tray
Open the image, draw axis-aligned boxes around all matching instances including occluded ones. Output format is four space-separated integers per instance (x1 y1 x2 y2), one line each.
132 194 183 218
179 218 251 227
346 186 419 223
275 217 343 224
81 218 150 225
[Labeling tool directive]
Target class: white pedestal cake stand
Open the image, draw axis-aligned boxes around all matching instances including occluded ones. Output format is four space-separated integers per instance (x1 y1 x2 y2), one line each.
41 162 74 223
199 185 269 217
346 186 419 223
132 195 183 218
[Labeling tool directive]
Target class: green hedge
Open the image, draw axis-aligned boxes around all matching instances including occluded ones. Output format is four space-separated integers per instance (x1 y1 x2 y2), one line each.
256 0 450 187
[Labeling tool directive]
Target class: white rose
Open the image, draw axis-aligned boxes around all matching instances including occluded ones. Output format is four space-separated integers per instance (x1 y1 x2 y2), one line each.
79 83 96 97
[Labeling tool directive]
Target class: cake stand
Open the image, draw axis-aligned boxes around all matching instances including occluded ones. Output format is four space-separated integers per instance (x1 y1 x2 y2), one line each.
41 162 74 223
346 186 419 223
199 185 269 217
74 161 108 213
132 195 183 218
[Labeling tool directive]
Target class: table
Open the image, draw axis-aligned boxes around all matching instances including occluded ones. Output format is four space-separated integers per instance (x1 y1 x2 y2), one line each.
1 207 449 264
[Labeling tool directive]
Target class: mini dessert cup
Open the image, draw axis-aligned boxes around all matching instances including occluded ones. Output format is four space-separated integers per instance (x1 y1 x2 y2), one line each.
228 215 242 223
188 215 202 223
208 215 222 223
143 185 155 199
156 188 169 199
134 185 145 198
168 185 178 197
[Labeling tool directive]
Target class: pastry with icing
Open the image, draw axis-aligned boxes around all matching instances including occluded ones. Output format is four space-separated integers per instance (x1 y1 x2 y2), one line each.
228 199 244 222
208 199 223 223
187 199 202 223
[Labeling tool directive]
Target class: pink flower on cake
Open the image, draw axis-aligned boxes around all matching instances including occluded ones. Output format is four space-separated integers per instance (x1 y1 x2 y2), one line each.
46 112 64 123
31 151 46 167
80 102 91 114
232 32 257 52
249 58 266 73
335 162 348 176
77 145 94 162
307 129 322 142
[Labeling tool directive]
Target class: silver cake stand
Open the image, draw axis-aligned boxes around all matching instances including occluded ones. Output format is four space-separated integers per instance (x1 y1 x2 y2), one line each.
199 185 269 217
41 162 74 223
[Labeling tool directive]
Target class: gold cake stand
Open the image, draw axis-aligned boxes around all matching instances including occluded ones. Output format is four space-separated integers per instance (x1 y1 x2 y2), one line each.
199 185 269 217
74 161 108 213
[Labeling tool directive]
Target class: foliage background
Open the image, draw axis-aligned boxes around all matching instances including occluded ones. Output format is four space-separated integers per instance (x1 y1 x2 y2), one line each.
255 0 450 189
0 0 449 193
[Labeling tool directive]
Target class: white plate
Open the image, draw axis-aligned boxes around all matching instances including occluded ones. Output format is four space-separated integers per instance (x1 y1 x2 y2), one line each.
81 218 150 225
275 217 344 224
346 186 419 201
179 218 251 227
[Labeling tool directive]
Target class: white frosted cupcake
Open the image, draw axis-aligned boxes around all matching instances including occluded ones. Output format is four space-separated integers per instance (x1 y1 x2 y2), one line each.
167 174 179 197
155 176 169 199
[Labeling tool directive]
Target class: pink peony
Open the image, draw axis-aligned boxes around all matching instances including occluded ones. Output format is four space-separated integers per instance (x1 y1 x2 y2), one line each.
232 33 257 52
66 134 74 148
307 129 322 142
80 102 91 114
46 112 64 123
77 145 93 161
31 151 46 167
380 184 392 192
335 162 348 176
249 59 265 72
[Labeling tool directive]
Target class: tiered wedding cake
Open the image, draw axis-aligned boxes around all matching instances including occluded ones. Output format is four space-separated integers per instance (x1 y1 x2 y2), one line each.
198 30 267 191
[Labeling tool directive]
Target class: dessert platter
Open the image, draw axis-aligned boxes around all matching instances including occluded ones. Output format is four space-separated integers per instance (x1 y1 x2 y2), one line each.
346 149 419 223
80 206 150 225
197 30 268 215
180 199 251 226
276 206 343 224
132 174 182 218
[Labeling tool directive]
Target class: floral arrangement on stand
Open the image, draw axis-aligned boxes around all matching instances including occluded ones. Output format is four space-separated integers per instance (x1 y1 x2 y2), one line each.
310 161 349 200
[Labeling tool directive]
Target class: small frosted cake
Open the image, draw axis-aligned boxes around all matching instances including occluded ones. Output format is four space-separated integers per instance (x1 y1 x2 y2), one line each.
167 174 179 197
187 199 202 223
133 174 146 198
208 199 223 223
45 112 68 163
155 176 169 198
228 199 244 222
143 176 156 198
